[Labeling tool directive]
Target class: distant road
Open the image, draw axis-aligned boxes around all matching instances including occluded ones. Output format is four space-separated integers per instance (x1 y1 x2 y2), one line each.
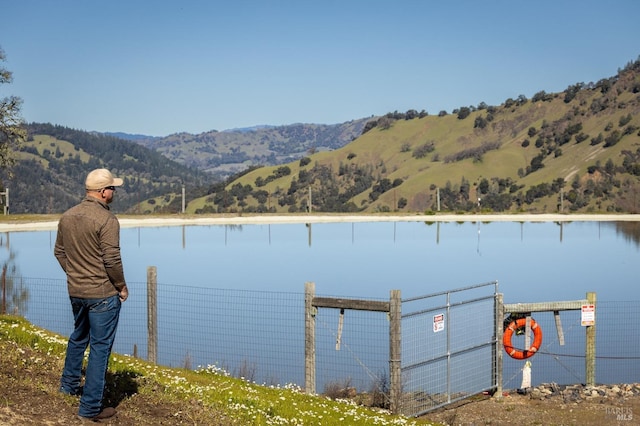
0 213 638 232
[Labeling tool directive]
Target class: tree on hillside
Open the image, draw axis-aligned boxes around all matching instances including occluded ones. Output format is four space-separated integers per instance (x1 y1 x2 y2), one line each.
0 47 26 176
456 106 471 120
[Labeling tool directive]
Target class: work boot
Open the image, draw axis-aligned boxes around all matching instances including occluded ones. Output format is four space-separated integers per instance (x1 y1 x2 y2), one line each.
78 407 116 422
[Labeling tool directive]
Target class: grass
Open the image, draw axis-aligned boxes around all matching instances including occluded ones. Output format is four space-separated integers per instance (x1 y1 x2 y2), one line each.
20 135 93 166
0 315 439 425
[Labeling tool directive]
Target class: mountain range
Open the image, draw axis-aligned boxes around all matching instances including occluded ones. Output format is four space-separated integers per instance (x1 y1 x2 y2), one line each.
127 119 371 178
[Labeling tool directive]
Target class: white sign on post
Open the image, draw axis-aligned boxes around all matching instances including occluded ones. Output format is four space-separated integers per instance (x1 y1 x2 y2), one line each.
433 313 445 333
581 304 595 326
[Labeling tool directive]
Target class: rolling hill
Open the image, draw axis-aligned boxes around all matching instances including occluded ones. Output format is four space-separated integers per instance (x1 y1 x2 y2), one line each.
192 58 640 214
0 119 371 214
1 123 209 214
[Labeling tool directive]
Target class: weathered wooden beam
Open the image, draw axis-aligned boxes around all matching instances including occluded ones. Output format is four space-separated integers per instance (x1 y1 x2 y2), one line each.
554 310 565 346
504 300 587 313
312 297 390 312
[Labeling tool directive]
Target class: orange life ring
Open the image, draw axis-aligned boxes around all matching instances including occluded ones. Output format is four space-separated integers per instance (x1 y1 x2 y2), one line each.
503 317 543 360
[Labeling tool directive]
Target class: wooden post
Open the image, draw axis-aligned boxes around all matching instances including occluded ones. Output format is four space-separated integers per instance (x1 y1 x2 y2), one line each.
304 282 316 394
1 265 6 314
554 311 565 345
147 266 158 364
389 290 401 414
585 292 596 387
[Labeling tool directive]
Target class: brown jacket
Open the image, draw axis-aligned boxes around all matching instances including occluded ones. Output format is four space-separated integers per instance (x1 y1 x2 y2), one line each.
54 196 127 298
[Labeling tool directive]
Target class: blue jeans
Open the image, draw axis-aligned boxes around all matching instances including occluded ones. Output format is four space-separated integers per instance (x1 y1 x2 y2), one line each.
60 295 121 418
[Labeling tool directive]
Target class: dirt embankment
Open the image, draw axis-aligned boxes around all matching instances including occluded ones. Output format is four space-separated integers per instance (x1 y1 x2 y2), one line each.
424 383 639 426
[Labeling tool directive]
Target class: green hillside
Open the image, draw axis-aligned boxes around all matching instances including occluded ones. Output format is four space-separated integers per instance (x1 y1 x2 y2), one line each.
195 58 640 215
1 123 209 214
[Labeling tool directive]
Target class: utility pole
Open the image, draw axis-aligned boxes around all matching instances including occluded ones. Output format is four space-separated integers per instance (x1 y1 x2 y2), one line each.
0 187 9 215
181 185 186 213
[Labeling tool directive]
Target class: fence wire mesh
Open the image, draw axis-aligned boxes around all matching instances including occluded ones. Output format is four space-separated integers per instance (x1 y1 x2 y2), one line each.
4 276 640 416
9 276 392 395
313 305 390 398
401 282 497 416
502 301 640 389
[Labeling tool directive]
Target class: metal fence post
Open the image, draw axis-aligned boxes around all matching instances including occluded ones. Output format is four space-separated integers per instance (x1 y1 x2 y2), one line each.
495 293 504 398
585 292 596 386
389 289 401 414
304 282 316 394
147 266 158 364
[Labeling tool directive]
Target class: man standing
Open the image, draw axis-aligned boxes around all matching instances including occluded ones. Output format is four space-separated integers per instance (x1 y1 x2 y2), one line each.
54 168 129 421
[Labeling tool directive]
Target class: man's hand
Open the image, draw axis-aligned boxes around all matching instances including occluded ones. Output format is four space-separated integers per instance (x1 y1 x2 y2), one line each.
119 285 129 302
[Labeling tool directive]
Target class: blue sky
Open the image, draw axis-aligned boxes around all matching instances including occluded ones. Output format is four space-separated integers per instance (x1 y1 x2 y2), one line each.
2 1 639 136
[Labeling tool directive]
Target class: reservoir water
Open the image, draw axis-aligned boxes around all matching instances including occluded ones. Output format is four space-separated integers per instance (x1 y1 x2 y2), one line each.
2 219 639 391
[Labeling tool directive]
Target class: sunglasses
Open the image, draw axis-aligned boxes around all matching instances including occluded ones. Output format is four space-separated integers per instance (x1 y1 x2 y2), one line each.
104 186 116 192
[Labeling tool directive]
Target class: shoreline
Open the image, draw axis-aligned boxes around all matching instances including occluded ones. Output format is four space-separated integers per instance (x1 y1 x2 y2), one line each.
0 213 638 232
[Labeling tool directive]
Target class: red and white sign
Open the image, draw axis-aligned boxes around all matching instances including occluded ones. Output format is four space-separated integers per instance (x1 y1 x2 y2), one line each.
433 313 445 333
581 304 595 326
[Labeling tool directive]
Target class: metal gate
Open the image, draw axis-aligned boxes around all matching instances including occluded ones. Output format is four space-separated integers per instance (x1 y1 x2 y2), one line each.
400 281 499 417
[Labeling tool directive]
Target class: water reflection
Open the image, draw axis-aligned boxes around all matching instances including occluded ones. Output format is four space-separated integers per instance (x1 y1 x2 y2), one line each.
224 224 244 246
1 220 639 303
0 234 29 315
615 221 640 246
139 220 640 254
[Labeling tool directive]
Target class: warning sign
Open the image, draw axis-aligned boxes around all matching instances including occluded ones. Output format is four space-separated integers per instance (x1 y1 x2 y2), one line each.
581 304 595 326
433 313 445 333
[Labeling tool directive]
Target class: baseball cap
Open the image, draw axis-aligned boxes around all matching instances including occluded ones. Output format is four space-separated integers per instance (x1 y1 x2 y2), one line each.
85 168 124 190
